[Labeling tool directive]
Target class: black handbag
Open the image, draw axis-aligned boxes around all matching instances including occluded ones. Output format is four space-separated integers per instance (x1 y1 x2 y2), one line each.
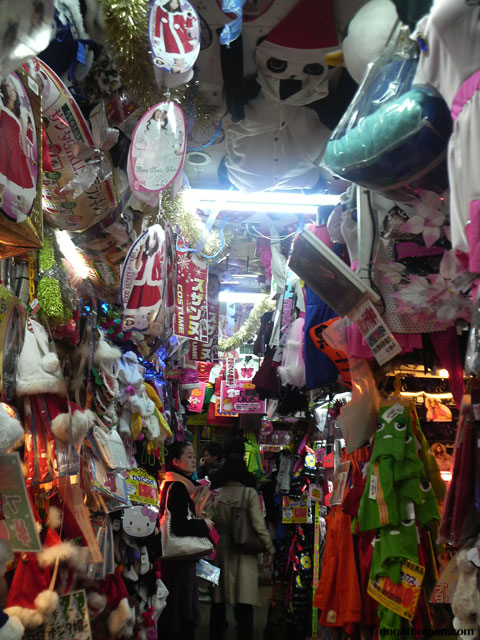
231 487 267 554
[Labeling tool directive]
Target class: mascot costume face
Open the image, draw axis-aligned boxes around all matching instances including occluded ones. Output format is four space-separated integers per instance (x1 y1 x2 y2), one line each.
222 0 352 193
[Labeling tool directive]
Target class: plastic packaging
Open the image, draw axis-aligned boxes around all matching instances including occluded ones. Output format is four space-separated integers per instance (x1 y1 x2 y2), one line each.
196 559 221 585
322 29 452 197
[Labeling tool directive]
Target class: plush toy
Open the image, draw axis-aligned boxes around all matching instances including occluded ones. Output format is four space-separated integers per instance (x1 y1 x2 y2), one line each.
220 0 357 192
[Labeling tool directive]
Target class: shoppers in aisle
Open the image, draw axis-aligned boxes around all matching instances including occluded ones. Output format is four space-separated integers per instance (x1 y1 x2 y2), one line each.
198 441 224 483
157 441 214 640
209 446 275 640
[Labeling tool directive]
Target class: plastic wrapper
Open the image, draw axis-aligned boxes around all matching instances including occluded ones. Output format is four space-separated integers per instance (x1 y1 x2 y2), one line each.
0 67 43 257
0 286 24 402
196 558 220 585
27 57 118 231
322 29 452 197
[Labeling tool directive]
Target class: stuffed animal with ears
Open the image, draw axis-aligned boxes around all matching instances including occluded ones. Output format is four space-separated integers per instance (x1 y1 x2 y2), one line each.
220 0 357 192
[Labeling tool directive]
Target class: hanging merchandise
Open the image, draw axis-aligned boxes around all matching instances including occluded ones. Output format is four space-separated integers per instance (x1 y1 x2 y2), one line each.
148 0 201 79
0 68 43 257
323 29 452 197
0 1 55 81
188 273 219 362
121 225 166 333
220 0 356 192
0 286 24 402
128 101 186 205
31 58 117 232
173 237 209 343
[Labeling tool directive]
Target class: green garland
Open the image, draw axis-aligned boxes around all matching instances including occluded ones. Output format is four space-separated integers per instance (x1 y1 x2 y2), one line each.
219 296 275 353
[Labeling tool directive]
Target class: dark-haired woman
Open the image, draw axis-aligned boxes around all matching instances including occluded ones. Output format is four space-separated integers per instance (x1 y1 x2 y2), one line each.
157 441 214 640
209 451 275 640
0 81 33 190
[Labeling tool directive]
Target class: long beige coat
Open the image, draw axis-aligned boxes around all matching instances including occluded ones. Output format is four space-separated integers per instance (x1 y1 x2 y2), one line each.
212 481 275 606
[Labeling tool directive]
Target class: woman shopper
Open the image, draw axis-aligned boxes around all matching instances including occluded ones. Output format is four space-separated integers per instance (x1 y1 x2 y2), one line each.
209 444 275 640
157 441 214 640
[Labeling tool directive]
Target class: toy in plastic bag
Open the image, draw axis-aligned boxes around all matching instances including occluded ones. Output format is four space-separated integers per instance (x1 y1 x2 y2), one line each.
196 558 220 586
323 28 452 197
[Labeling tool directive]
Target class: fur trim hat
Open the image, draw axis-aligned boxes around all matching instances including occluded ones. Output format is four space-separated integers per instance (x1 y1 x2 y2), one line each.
16 319 66 397
0 404 23 454
46 395 96 444
98 570 134 637
5 553 59 629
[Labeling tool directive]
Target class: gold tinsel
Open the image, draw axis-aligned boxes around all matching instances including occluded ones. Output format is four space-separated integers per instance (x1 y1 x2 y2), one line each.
160 189 233 263
219 296 275 353
100 0 218 125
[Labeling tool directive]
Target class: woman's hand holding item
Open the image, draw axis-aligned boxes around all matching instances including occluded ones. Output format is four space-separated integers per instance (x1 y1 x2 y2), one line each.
204 518 214 530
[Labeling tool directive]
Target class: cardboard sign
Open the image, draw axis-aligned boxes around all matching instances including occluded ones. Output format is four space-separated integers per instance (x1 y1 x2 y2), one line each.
367 560 425 620
125 468 158 506
129 101 185 200
282 496 308 524
188 381 206 412
213 397 237 418
189 273 219 362
0 453 41 552
33 58 117 232
349 297 401 365
429 554 458 604
121 225 166 332
220 380 266 415
148 0 200 74
24 590 92 640
174 240 209 342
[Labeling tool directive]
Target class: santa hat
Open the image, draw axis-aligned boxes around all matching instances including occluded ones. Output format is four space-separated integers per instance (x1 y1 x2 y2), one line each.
16 319 66 397
98 569 135 638
5 553 59 628
45 394 96 444
37 525 89 573
0 404 23 454
94 333 122 370
265 0 338 53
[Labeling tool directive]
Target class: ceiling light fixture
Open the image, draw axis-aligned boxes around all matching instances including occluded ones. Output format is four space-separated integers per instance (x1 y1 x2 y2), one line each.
182 188 340 215
219 291 268 304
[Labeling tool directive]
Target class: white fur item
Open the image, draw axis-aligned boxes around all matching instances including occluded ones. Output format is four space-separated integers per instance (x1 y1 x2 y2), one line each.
94 336 122 366
107 597 134 637
6 590 58 630
51 409 96 444
0 405 23 454
37 541 89 573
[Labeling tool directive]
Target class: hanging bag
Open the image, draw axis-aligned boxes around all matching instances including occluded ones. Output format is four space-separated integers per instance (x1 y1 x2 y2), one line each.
231 487 267 554
159 483 213 562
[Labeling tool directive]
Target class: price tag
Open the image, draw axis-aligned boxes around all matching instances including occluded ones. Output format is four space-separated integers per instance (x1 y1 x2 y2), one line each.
369 474 378 500
383 404 404 423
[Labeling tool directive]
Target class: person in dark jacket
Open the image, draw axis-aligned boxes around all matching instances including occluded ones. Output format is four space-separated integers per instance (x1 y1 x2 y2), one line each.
198 441 224 483
157 441 214 640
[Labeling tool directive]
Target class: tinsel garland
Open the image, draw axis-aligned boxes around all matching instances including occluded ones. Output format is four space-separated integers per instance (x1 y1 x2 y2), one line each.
100 0 218 128
160 189 234 263
219 296 275 353
37 229 77 327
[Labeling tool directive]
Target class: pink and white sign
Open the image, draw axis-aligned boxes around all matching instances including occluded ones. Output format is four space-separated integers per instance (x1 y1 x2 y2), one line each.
129 101 186 202
220 380 266 415
148 0 200 74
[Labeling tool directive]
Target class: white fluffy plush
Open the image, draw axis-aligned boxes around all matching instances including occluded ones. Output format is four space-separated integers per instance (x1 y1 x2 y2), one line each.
46 506 62 530
37 541 89 573
0 405 23 454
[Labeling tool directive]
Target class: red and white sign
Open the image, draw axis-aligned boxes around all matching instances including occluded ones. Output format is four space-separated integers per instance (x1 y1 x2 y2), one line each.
173 241 209 342
220 380 266 415
189 273 219 361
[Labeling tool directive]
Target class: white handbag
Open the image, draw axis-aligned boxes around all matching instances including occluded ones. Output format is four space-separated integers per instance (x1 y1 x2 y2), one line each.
159 484 213 562
92 422 129 470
